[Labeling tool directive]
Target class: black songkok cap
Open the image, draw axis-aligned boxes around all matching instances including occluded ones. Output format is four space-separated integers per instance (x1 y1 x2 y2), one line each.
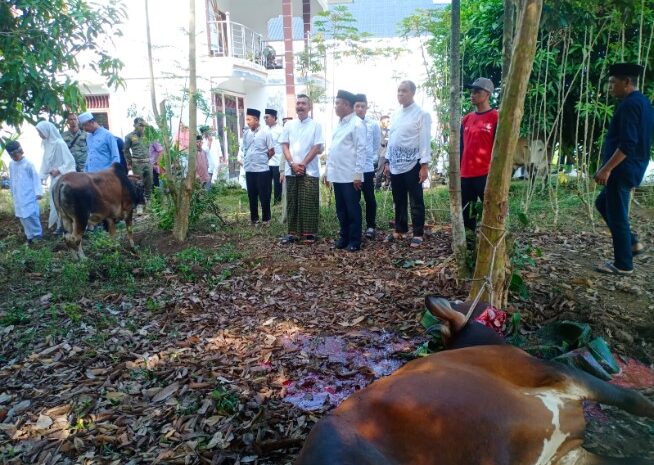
608 63 645 78
336 90 357 106
264 108 278 118
246 108 261 118
5 141 21 154
355 94 367 103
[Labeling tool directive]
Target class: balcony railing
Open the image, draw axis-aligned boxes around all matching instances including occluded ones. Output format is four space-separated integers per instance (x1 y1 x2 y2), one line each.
208 17 284 70
208 19 265 66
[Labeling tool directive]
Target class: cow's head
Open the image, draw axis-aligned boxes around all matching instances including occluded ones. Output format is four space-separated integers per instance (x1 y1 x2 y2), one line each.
425 296 506 350
127 175 146 206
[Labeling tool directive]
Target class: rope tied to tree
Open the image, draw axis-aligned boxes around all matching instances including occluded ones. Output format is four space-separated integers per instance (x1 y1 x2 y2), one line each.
463 225 507 326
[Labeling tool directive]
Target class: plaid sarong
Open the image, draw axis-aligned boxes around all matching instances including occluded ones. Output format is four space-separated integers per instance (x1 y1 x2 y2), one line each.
287 175 320 237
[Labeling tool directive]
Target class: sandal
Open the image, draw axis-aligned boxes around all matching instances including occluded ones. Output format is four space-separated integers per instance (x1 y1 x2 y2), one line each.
303 235 317 245
410 236 424 248
280 235 297 245
384 232 405 243
595 261 633 275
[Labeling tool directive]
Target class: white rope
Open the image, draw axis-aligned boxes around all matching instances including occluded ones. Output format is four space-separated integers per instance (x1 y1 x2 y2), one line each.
462 225 507 326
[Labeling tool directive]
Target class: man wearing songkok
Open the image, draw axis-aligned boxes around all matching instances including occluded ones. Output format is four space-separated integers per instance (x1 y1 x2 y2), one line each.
242 108 275 225
326 90 367 252
264 108 284 204
354 93 381 240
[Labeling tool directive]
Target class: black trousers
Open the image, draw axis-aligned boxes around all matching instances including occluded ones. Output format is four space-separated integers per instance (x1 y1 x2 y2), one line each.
270 165 282 203
333 182 362 248
461 175 487 231
245 170 272 223
362 171 377 229
390 162 425 237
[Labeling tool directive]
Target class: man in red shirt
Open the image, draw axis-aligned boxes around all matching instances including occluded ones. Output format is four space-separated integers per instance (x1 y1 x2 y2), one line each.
460 77 498 232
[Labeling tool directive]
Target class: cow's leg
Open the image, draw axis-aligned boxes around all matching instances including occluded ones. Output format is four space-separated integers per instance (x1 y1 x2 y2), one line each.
125 211 135 249
105 218 117 236
65 217 86 260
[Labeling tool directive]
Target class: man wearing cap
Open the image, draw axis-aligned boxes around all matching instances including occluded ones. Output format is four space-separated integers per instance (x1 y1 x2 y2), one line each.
384 80 432 248
326 90 367 252
124 117 153 198
78 111 121 173
460 77 498 233
62 113 87 172
354 94 381 240
279 95 325 244
594 63 653 275
6 141 43 243
264 108 284 204
242 108 275 225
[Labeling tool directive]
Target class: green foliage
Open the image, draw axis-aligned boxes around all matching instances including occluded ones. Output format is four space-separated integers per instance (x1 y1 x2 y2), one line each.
59 261 90 300
211 385 239 415
509 242 542 299
0 306 29 326
174 245 240 282
0 1 126 127
2 245 53 276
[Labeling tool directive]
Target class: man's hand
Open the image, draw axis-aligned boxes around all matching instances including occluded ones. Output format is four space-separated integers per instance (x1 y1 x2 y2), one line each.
50 169 61 177
384 163 390 177
323 176 330 188
280 173 285 183
292 163 305 176
418 165 429 184
594 167 611 186
353 179 362 190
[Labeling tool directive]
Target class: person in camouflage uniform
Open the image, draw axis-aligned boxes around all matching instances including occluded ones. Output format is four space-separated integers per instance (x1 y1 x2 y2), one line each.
124 117 153 198
62 113 87 172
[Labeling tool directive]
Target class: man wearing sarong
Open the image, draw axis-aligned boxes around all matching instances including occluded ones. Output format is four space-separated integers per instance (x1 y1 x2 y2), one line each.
279 95 325 244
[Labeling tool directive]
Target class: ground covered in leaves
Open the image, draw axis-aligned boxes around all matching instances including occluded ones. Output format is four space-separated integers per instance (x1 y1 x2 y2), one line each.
0 186 653 464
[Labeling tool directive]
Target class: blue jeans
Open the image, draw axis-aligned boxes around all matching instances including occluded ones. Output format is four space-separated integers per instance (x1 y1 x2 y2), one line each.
595 178 638 270
333 182 362 248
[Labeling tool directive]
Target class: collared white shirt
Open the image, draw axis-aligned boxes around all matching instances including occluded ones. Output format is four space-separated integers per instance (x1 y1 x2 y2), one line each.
241 125 274 172
387 102 432 175
267 123 284 167
9 158 43 218
279 117 325 177
362 115 382 173
326 112 367 183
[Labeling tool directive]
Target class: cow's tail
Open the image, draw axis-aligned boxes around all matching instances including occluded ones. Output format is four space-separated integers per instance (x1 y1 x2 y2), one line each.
112 162 139 207
559 361 654 418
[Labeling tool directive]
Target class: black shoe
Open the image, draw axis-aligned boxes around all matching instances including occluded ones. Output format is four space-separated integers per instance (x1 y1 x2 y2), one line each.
347 245 360 252
280 235 297 245
365 228 375 240
334 239 348 249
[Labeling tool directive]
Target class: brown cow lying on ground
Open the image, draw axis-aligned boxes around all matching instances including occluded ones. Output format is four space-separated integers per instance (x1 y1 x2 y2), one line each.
53 163 145 259
295 296 654 465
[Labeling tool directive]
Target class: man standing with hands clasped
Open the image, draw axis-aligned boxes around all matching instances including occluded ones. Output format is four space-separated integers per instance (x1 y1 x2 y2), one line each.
594 63 653 275
279 94 324 244
384 80 432 248
326 90 367 252
242 108 275 225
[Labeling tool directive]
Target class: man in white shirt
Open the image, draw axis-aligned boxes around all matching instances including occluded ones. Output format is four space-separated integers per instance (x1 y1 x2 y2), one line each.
326 90 367 252
279 95 325 244
354 94 381 240
384 80 432 248
242 108 274 225
264 108 284 204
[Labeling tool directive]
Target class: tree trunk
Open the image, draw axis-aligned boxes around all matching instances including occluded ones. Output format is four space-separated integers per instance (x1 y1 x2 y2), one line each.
447 0 468 278
468 0 542 307
173 0 197 242
501 0 516 91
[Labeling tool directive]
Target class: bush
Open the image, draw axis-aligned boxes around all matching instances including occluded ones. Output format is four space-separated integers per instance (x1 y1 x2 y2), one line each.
3 246 53 275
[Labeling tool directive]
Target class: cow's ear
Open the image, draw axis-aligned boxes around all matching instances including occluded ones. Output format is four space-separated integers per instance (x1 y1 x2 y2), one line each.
425 296 466 337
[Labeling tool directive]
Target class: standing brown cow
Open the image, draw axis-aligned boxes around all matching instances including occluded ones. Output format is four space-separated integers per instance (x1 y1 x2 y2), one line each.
53 163 145 259
295 296 654 465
